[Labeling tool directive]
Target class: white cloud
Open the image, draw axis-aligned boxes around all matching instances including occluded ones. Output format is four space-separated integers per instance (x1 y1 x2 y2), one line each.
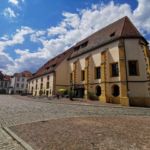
8 0 24 6
0 26 34 52
133 0 150 33
30 30 46 42
1 0 150 74
3 7 17 18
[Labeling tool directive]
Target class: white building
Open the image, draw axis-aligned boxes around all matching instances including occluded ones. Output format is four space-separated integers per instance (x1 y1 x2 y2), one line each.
9 71 32 94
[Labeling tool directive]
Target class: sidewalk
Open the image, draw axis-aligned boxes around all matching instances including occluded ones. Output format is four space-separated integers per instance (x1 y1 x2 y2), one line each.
0 128 25 150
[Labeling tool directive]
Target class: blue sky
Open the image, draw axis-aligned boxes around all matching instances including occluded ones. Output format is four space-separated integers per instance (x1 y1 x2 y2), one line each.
0 0 150 74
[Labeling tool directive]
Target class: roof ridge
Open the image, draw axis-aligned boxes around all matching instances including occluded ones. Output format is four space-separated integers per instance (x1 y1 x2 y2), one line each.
75 16 127 46
120 16 127 37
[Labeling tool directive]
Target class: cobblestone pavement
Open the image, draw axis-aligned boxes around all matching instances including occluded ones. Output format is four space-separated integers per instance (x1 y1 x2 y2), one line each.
0 128 25 150
0 95 150 150
0 95 150 127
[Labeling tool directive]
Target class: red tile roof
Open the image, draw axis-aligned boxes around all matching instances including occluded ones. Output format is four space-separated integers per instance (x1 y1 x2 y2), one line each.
14 71 32 78
0 71 11 81
28 16 148 81
29 48 73 80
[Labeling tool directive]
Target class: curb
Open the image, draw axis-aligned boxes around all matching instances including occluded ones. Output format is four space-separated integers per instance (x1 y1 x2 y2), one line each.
2 127 34 150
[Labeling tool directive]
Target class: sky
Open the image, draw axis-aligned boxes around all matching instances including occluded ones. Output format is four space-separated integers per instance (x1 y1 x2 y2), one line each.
0 0 150 75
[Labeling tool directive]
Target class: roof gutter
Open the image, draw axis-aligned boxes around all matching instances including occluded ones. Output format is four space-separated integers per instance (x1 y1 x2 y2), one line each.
68 36 148 61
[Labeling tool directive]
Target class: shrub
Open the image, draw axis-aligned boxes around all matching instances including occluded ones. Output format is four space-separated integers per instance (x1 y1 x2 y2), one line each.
87 92 99 101
0 89 6 94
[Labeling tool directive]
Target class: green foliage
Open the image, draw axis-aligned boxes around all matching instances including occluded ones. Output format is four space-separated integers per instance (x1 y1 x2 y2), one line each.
68 90 75 97
87 92 99 101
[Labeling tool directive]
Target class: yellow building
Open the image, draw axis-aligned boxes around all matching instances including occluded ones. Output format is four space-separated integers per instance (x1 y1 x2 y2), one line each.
28 49 73 97
28 16 150 106
68 16 150 106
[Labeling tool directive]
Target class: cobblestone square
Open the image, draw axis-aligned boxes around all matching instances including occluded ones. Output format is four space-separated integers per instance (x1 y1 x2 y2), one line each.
0 95 150 149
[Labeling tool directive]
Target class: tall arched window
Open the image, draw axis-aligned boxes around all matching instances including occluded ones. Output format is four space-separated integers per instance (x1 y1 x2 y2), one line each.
96 85 101 96
112 85 120 97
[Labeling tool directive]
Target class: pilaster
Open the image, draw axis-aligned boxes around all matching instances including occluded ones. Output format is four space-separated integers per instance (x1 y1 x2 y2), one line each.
118 40 129 106
84 57 90 99
100 51 107 103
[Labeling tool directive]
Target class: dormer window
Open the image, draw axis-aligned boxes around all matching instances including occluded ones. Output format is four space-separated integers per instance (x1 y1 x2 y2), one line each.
110 32 115 37
46 67 50 70
52 64 56 67
81 41 88 48
74 46 80 51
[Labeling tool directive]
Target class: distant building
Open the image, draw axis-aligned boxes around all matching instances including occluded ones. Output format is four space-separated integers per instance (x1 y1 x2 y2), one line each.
28 16 150 107
9 71 32 94
0 71 11 94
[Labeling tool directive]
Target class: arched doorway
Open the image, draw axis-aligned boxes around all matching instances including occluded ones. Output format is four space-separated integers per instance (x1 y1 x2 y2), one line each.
96 85 101 96
112 85 120 97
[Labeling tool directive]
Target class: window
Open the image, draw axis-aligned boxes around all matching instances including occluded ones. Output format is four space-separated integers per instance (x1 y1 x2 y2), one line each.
17 83 19 88
128 60 139 76
46 91 49 96
36 84 38 90
74 46 80 51
110 32 115 37
47 75 49 80
81 70 85 81
22 78 24 82
111 63 119 77
5 82 7 87
41 77 43 82
70 73 73 82
40 83 43 89
96 86 101 96
95 67 101 79
81 41 88 48
17 77 20 81
31 87 33 93
112 85 120 97
46 82 49 89
46 67 50 70
21 84 24 88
